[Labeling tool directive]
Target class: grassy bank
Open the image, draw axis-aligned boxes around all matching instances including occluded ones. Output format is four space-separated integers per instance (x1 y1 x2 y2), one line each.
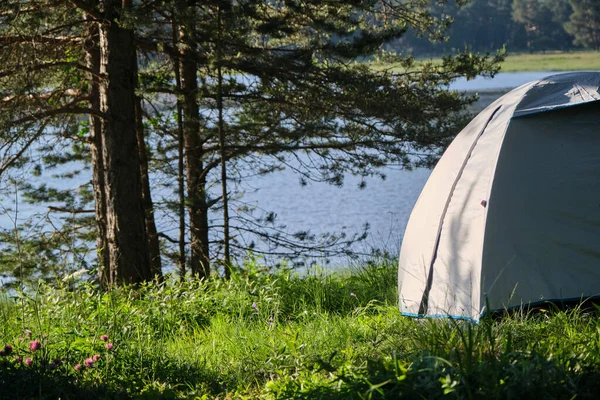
376 50 599 73
499 50 600 72
1 259 600 399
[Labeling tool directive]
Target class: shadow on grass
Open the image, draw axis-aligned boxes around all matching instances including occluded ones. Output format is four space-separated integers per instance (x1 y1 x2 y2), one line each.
270 352 600 400
0 357 221 400
0 362 127 400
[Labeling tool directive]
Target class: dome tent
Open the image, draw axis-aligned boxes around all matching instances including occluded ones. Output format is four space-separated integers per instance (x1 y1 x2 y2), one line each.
398 72 600 321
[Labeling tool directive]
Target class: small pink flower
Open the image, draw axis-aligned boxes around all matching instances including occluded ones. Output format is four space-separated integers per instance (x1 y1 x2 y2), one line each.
252 302 257 309
25 357 33 366
29 340 41 352
84 357 94 368
74 363 83 372
4 344 12 356
92 354 101 362
350 292 356 297
105 343 114 351
269 316 274 327
100 334 109 342
14 356 22 363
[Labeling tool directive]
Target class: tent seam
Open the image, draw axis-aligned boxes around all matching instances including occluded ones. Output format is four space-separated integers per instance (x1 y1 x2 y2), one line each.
417 105 503 316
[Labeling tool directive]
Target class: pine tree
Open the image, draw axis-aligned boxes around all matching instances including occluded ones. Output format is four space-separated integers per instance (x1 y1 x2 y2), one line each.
1 0 504 284
0 0 160 286
565 0 600 50
143 0 504 268
512 0 572 52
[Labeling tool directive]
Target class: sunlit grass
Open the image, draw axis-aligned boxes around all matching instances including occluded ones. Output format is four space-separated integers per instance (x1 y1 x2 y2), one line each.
2 258 600 398
500 50 600 72
372 50 600 74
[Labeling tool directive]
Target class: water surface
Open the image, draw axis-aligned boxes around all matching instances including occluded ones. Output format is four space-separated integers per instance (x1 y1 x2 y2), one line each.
0 72 564 269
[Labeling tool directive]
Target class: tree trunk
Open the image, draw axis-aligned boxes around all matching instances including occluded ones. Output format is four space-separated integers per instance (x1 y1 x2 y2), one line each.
84 12 110 286
171 11 187 281
97 0 152 285
135 97 163 280
216 6 231 278
181 58 211 279
178 0 211 279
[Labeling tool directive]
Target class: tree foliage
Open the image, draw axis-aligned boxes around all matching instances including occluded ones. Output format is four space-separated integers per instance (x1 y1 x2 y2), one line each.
391 0 600 55
565 0 600 50
512 0 573 51
0 0 505 286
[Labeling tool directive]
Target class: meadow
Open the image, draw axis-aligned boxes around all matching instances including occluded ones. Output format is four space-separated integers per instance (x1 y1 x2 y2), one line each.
499 50 600 72
377 50 600 73
1 257 600 399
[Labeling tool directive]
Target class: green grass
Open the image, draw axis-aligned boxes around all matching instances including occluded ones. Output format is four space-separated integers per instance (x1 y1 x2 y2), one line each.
375 50 600 74
499 50 600 72
2 259 600 399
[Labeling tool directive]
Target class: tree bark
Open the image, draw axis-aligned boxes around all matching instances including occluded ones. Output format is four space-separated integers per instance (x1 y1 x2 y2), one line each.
216 6 231 278
135 96 163 281
97 0 152 285
178 0 211 279
182 55 211 280
171 11 187 281
84 11 110 287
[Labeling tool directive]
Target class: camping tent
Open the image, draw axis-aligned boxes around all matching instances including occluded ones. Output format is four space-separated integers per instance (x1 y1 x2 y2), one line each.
398 71 600 321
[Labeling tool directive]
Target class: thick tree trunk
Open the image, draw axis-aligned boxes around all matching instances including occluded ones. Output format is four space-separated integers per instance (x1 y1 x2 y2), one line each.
135 97 163 280
84 13 110 286
97 0 152 285
178 1 211 279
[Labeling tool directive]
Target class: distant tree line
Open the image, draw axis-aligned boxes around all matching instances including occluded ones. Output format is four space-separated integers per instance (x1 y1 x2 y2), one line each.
392 0 600 55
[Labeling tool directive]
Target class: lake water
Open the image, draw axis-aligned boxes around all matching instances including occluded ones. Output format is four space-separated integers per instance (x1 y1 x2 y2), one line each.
239 71 557 265
0 71 559 269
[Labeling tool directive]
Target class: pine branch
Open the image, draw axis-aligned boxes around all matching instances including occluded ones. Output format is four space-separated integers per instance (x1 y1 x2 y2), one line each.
65 0 103 20
157 232 179 244
0 122 48 177
11 106 108 125
48 206 95 214
0 35 82 46
0 62 102 80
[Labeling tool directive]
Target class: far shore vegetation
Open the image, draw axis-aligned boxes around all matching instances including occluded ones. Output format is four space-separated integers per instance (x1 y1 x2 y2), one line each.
498 50 600 72
373 50 600 74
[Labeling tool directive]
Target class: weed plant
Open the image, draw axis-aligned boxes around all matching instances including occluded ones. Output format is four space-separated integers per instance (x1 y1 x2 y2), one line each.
1 257 600 399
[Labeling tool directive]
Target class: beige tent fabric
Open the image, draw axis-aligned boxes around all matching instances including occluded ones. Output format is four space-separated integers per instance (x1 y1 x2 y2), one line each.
482 102 600 312
398 72 600 320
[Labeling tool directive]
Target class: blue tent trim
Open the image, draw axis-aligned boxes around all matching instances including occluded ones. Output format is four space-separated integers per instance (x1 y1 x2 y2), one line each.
401 295 600 323
401 311 478 323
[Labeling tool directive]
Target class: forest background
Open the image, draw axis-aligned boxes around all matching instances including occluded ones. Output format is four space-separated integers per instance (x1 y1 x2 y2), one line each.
392 0 600 55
